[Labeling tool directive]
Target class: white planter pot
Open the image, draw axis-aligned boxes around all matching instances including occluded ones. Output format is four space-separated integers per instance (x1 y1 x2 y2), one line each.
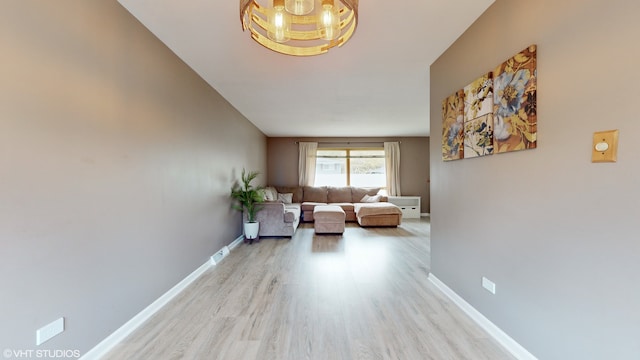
244 221 259 240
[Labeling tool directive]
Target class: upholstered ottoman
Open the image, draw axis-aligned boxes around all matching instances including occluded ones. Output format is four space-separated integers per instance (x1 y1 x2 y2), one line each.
354 202 402 227
313 205 346 234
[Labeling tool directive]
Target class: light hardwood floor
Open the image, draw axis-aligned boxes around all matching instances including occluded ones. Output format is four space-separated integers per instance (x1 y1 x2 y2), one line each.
104 218 515 360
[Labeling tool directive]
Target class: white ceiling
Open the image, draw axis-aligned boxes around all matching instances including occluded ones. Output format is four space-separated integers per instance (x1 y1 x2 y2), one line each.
117 0 495 137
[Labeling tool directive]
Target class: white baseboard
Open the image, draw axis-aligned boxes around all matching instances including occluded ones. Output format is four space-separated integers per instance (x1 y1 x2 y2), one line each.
228 235 244 250
428 274 537 360
81 237 243 360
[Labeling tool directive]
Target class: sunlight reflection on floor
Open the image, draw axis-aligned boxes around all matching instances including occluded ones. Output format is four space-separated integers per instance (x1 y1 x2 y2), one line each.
310 235 389 286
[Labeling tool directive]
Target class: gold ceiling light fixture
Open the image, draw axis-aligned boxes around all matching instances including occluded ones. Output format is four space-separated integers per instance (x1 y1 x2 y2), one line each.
240 0 359 56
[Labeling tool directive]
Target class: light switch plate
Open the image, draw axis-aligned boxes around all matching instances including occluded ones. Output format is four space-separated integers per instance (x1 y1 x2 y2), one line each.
592 130 619 163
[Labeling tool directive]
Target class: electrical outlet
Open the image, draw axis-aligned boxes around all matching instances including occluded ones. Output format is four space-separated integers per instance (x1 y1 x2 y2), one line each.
482 277 496 294
36 317 64 346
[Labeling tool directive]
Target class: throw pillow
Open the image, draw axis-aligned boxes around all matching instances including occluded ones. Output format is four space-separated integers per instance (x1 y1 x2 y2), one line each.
278 193 293 204
361 194 381 203
263 186 277 201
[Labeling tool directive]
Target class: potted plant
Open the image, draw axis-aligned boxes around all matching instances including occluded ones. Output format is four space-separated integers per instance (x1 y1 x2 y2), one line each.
230 168 264 244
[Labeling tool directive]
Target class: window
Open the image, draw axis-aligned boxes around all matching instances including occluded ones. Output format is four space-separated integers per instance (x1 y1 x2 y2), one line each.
314 149 386 187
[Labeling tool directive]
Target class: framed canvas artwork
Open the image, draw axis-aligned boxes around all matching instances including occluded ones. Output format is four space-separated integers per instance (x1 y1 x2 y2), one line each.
441 90 464 161
464 72 494 121
493 45 537 153
464 114 494 158
463 72 494 158
440 44 537 161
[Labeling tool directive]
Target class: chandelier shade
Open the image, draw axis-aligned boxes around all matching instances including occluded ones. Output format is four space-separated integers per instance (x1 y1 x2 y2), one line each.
240 0 359 56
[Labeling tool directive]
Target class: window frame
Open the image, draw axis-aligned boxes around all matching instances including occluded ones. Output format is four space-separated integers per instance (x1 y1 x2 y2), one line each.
315 147 386 187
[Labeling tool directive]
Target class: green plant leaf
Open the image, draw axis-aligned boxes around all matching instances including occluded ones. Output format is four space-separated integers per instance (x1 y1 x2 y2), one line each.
230 168 265 222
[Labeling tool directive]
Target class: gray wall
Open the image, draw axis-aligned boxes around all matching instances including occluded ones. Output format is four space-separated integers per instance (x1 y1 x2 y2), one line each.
430 0 640 359
267 137 430 212
0 1 266 355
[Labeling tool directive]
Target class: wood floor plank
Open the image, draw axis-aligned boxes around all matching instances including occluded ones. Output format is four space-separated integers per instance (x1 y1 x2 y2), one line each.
103 218 515 360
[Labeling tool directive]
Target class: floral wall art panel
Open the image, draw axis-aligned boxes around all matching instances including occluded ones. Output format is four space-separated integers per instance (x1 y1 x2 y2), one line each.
442 89 465 161
463 72 494 158
464 72 494 121
464 114 494 158
493 44 537 153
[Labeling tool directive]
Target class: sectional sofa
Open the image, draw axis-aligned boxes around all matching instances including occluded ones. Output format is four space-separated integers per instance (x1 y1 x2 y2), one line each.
253 186 402 238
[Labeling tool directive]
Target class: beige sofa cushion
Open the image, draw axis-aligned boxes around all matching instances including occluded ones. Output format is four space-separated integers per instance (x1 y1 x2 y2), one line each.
328 202 355 212
301 202 326 211
351 187 381 203
303 186 328 203
263 186 278 201
327 186 352 203
355 202 402 217
275 186 303 203
277 193 293 204
360 194 381 203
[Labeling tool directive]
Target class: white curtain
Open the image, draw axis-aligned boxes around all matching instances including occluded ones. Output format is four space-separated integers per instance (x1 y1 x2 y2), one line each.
384 142 401 196
298 142 318 186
